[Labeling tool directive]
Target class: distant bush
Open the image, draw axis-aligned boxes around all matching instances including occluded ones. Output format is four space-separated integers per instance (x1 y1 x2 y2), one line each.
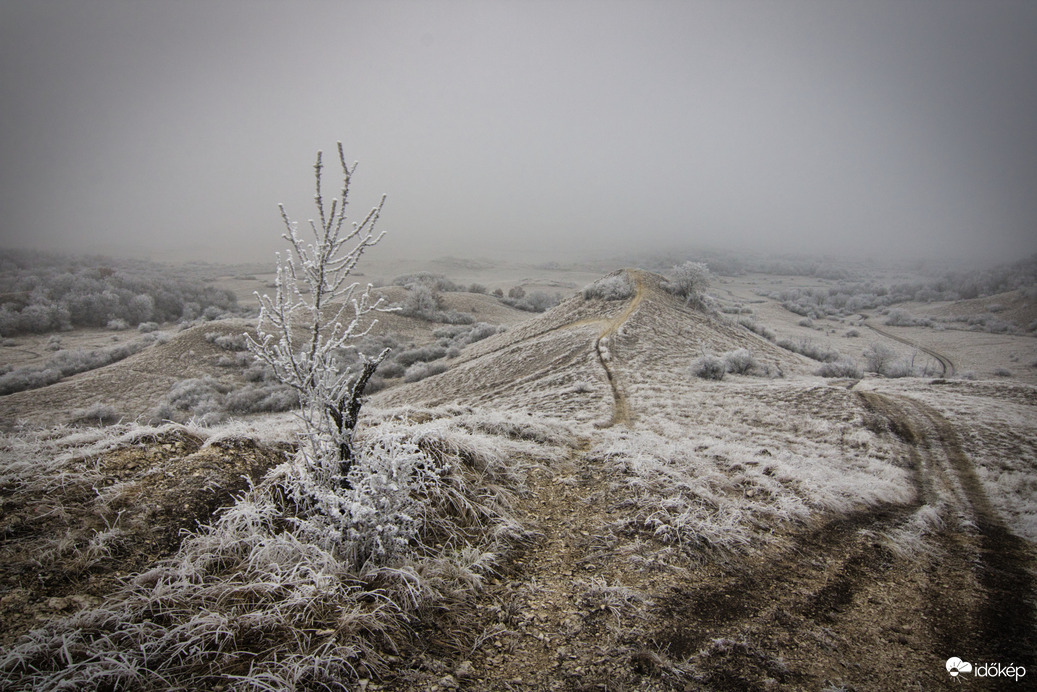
775 338 839 363
0 249 238 336
738 317 776 342
205 331 249 351
863 343 896 374
396 285 475 324
583 275 634 301
884 309 932 327
403 361 449 382
993 368 1013 378
69 403 121 426
467 283 487 294
391 272 459 292
690 355 726 380
662 262 710 307
722 348 756 375
498 290 560 313
815 359 863 378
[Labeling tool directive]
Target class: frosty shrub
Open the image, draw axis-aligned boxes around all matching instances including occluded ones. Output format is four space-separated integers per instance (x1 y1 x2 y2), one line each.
403 360 449 383
775 337 840 363
691 355 726 380
246 143 391 486
738 317 776 342
396 284 475 324
392 272 459 292
583 274 634 301
722 348 756 375
497 289 560 313
662 261 711 307
863 343 896 374
815 359 863 379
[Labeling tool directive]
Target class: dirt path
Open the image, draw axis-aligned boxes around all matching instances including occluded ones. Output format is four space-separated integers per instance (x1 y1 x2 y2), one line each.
876 393 1036 669
593 273 645 427
408 387 1036 690
862 319 956 377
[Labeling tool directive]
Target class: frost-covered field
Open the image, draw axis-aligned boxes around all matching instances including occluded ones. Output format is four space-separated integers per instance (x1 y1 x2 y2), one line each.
1 260 1035 690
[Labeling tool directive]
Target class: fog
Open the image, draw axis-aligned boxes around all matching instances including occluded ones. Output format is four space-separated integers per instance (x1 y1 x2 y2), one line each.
2 0 1035 267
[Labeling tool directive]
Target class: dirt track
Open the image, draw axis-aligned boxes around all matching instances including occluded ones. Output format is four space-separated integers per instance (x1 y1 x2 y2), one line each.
863 320 957 377
400 348 1035 691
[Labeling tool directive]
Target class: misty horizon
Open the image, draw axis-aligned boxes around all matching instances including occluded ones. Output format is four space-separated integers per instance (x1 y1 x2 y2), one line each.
2 1 1035 267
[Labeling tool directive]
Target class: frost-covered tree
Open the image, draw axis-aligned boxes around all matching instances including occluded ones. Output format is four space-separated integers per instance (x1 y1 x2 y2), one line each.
247 143 390 487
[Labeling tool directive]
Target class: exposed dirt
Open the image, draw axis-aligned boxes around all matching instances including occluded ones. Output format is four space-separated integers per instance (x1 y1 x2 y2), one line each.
0 429 289 647
384 277 1036 691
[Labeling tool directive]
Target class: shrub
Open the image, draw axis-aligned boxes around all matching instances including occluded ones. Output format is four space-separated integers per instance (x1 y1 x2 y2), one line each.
404 361 449 382
863 343 896 374
662 261 710 304
775 338 840 363
738 317 775 342
722 348 756 375
583 274 634 301
392 272 459 292
691 355 726 380
815 359 863 378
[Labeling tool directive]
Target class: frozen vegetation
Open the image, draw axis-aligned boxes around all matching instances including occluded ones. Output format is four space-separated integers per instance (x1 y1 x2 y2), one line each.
0 249 239 336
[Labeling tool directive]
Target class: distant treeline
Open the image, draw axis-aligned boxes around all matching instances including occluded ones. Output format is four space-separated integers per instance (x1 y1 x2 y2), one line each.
649 251 1037 301
0 250 238 336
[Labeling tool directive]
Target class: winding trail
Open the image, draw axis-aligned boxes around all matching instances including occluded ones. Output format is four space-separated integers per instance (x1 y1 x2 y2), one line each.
862 318 956 377
592 273 646 427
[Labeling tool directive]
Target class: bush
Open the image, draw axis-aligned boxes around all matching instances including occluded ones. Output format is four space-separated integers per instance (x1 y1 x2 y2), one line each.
722 348 756 375
392 272 459 292
0 249 238 336
691 355 726 380
69 403 120 426
815 359 863 378
583 274 634 301
404 361 449 382
863 343 896 374
738 317 775 342
775 338 840 362
662 261 710 302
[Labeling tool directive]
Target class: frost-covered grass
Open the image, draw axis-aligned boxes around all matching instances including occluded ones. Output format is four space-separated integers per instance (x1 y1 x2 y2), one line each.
0 409 570 690
0 338 156 395
589 411 912 559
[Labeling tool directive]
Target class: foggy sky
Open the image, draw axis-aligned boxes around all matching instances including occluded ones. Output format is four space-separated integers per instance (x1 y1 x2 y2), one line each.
2 0 1035 266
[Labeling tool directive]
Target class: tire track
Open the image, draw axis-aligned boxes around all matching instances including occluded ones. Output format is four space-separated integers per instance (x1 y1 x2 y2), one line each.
887 394 1037 669
656 390 1035 688
862 319 956 377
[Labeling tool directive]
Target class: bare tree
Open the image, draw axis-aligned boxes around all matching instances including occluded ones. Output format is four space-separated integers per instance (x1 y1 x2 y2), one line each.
247 143 390 487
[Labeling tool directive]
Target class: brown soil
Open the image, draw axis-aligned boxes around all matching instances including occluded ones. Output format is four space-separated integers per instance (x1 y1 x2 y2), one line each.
0 429 288 647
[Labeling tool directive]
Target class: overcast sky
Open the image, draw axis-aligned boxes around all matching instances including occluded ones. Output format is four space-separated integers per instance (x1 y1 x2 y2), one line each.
1 0 1035 266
